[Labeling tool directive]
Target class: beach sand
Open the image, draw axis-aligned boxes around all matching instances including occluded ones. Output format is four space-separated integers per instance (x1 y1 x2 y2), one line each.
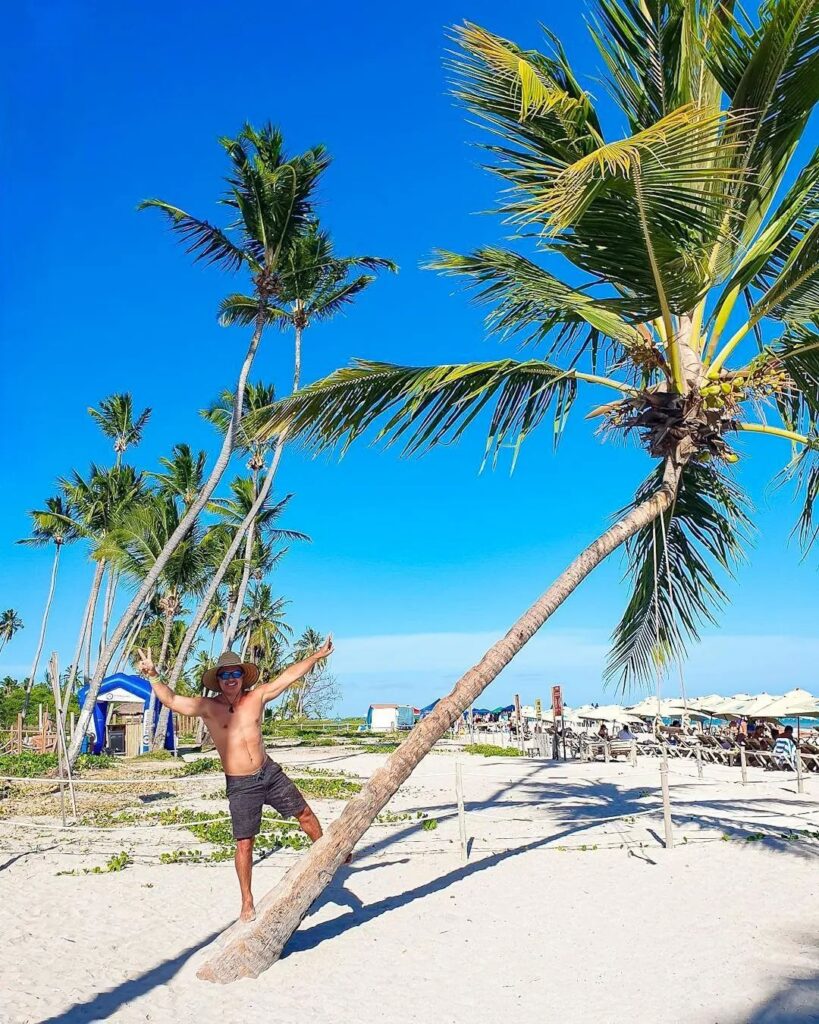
2 748 818 1024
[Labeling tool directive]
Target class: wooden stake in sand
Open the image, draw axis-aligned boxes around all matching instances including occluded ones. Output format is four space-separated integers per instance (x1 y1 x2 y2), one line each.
695 744 703 779
455 760 468 863
659 756 673 850
48 653 77 822
739 745 748 786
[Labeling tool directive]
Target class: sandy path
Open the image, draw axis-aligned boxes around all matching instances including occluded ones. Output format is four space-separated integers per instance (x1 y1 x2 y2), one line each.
2 750 818 1024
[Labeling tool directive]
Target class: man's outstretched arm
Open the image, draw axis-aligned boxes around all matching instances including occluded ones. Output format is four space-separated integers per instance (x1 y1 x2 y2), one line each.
257 635 334 705
135 647 210 717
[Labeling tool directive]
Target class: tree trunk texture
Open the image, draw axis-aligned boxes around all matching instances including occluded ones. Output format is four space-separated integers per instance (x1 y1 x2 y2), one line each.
61 560 105 727
197 459 683 983
224 474 259 648
67 313 267 767
163 324 301 694
22 545 61 715
83 561 104 686
99 568 119 651
150 606 177 749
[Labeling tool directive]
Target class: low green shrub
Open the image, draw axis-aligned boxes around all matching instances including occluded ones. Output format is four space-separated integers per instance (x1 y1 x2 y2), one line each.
176 757 221 776
421 818 438 831
293 776 362 800
0 751 115 777
462 743 523 758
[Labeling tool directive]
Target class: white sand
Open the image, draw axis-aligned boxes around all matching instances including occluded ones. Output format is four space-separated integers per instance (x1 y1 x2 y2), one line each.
2 748 818 1024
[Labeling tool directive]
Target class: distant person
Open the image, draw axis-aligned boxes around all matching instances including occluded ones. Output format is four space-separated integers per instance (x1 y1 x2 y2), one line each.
617 724 635 741
597 723 610 740
136 640 336 924
772 725 798 770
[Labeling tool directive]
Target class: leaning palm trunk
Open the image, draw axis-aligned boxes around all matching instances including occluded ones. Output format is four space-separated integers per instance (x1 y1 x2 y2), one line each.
67 313 267 767
224 469 260 647
22 544 62 716
149 607 177 750
61 560 106 728
99 567 119 650
159 324 302 714
197 458 682 982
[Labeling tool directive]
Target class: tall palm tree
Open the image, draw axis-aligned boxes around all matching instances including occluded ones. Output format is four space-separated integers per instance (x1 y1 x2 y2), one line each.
103 490 209 748
202 381 279 646
208 479 308 640
18 496 80 711
88 393 152 468
0 610 24 653
199 2 819 980
68 124 330 767
236 584 291 670
149 444 208 509
163 234 393 694
59 464 144 707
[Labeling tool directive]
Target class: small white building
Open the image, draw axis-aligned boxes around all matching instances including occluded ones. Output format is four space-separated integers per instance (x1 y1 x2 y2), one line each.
366 704 415 731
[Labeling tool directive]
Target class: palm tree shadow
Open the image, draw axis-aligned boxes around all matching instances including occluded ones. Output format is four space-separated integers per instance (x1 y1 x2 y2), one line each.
740 939 819 1022
283 823 588 960
36 928 224 1024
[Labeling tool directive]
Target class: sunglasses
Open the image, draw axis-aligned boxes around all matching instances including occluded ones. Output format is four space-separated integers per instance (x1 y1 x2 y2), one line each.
217 669 244 681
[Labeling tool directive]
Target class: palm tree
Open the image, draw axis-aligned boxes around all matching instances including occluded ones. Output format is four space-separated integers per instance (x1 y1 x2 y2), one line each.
0 610 24 653
103 490 209 748
59 464 145 707
198 3 819 980
18 496 80 712
149 444 208 509
236 584 291 669
88 393 151 467
68 124 330 767
163 234 393 694
202 381 279 646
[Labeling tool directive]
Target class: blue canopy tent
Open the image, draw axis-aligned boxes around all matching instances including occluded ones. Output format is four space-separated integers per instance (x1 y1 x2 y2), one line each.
419 698 473 721
77 673 174 755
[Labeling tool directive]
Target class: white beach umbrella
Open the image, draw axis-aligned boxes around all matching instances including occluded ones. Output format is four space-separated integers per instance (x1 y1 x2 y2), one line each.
576 704 642 723
728 693 779 717
704 693 754 718
755 689 819 718
689 694 724 713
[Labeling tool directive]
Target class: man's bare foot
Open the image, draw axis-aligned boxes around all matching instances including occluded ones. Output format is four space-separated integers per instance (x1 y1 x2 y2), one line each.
240 901 256 922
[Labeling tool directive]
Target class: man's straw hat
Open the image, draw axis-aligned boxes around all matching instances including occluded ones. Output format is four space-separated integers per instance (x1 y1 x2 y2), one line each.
202 651 260 692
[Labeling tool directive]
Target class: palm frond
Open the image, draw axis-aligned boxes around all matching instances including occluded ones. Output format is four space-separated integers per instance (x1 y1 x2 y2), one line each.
309 276 377 321
606 461 752 693
429 246 648 364
250 357 579 467
217 293 288 328
449 21 603 176
137 199 255 273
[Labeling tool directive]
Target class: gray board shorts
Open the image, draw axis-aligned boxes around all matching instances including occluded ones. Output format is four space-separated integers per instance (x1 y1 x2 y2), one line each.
225 758 307 840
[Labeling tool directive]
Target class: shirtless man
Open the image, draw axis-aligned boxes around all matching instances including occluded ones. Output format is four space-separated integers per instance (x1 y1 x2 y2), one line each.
135 640 333 922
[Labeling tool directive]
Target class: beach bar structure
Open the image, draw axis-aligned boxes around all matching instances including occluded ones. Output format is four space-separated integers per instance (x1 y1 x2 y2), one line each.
366 703 415 732
77 673 174 756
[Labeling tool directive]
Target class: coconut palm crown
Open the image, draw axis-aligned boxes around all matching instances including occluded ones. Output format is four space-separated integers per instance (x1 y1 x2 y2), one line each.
252 2 819 692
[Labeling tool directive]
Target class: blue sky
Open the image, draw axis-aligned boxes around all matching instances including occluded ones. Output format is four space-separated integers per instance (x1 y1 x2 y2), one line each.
2 1 817 715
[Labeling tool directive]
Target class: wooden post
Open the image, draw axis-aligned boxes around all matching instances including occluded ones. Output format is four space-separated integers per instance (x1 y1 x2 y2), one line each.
796 751 805 795
16 713 23 754
630 739 637 767
695 744 703 780
69 712 75 742
660 757 674 850
740 745 748 786
455 761 468 863
38 704 43 733
48 653 77 821
604 739 610 763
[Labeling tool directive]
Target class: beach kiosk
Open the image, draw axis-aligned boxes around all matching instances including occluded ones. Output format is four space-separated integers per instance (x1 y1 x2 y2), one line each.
366 703 415 732
77 673 174 755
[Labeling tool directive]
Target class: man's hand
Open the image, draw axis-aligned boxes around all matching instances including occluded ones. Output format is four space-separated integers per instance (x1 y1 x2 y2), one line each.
135 646 158 678
314 634 334 661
